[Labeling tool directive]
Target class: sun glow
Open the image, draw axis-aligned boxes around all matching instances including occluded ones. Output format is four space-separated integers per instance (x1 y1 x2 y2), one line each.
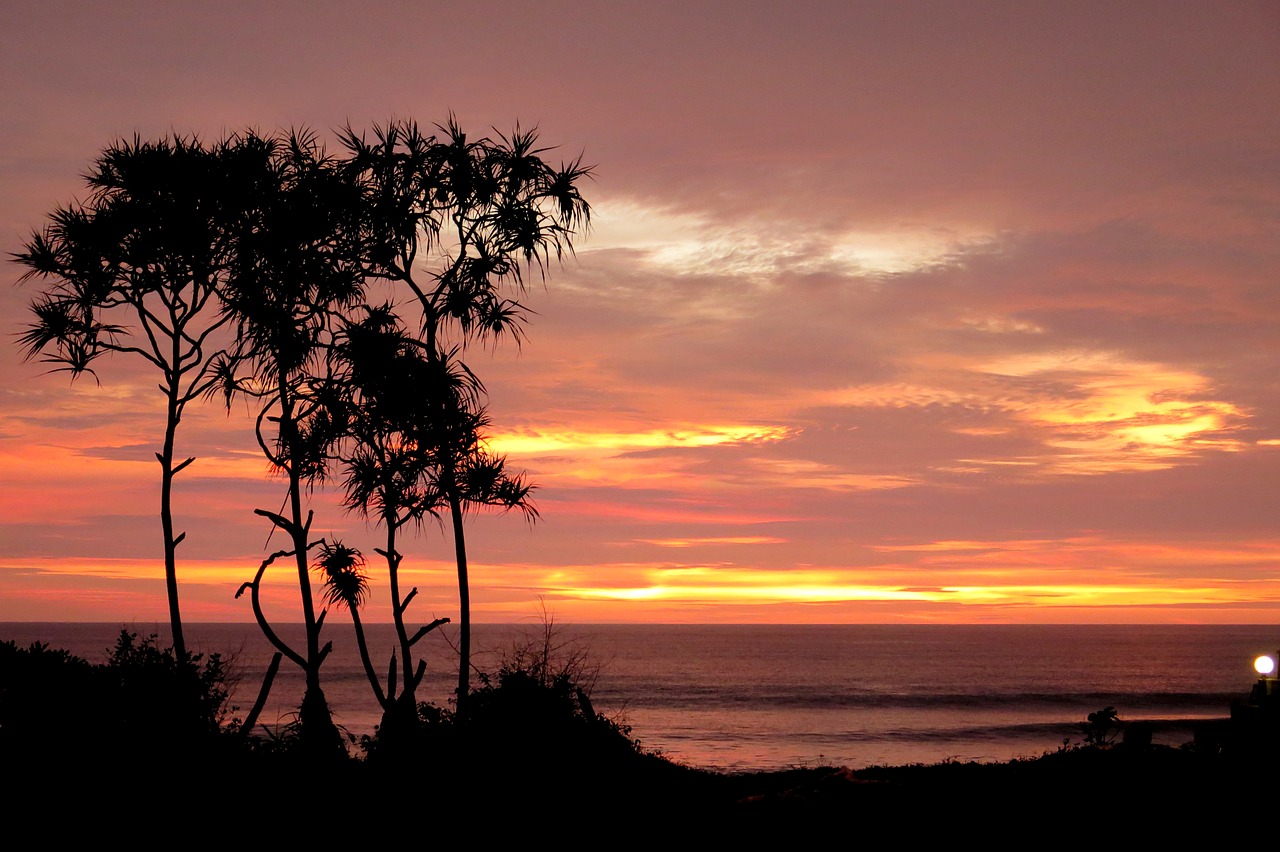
8 543 1280 622
490 425 790 455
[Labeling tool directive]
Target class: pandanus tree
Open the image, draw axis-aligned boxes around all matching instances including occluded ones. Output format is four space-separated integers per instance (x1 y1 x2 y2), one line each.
330 305 455 740
311 540 384 706
216 130 365 754
335 305 533 728
422 357 539 716
13 136 244 660
341 118 591 711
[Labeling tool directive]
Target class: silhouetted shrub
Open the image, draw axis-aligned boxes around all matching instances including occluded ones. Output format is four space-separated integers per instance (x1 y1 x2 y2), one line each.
361 617 646 797
102 630 232 740
1082 706 1121 747
0 639 96 755
0 630 238 770
463 663 640 763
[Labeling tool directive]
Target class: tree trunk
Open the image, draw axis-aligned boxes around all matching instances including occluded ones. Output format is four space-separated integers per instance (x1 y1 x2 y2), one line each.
280 381 340 753
386 521 415 704
450 490 470 717
350 605 385 710
158 389 187 661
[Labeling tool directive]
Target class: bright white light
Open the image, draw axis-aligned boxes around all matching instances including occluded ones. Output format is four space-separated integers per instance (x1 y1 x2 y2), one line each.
1255 655 1275 676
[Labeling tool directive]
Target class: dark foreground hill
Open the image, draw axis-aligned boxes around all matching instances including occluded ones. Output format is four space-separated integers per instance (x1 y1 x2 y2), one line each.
4 633 1277 839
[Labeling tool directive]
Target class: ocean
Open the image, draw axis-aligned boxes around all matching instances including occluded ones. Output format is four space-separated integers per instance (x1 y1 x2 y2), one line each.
2 622 1272 771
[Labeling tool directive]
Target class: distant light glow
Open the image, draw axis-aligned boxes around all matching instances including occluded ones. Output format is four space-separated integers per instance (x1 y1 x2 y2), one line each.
1255 655 1275 676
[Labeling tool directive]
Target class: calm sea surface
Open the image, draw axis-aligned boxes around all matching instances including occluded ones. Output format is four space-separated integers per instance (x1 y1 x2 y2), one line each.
3 623 1273 771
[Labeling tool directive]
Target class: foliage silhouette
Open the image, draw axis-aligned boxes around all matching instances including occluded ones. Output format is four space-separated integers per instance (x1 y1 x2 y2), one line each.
1082 705 1122 747
13 117 592 760
329 307 463 740
360 613 647 799
13 136 250 660
311 538 402 732
341 118 591 712
217 129 365 758
0 631 234 768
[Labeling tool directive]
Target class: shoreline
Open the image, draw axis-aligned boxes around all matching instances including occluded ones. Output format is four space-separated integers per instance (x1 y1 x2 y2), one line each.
2 621 1266 772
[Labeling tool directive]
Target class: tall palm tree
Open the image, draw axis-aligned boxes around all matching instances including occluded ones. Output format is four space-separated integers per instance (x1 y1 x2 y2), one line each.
14 135 243 660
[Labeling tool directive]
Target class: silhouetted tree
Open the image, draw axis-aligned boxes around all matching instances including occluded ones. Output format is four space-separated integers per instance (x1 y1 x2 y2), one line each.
334 305 531 726
312 540 386 709
17 118 590 758
332 307 455 737
341 118 590 711
430 379 538 717
217 130 364 756
14 136 247 660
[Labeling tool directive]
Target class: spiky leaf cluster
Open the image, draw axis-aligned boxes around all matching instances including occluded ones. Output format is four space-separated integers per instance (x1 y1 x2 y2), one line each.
14 135 241 383
313 540 369 611
341 117 592 350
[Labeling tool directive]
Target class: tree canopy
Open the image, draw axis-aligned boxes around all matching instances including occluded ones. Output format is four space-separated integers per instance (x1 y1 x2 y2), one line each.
15 135 255 660
16 119 592 750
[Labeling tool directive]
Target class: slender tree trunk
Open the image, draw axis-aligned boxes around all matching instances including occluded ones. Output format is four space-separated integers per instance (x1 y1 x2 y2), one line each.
450 489 470 717
349 606 385 709
386 520 414 701
279 381 339 753
158 387 187 661
380 517 423 742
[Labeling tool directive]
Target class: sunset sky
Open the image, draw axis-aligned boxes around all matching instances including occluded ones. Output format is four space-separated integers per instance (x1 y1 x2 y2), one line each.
3 2 1280 624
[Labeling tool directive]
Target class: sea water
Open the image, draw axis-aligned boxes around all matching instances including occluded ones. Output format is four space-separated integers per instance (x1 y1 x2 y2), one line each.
2 622 1272 771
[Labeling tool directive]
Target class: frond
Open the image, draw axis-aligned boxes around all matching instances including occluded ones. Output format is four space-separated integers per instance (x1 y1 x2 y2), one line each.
313 540 368 610
546 155 595 232
459 451 538 518
202 350 248 410
18 297 80 360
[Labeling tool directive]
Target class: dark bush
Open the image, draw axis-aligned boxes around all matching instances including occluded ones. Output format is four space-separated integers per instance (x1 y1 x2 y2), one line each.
0 630 237 770
362 618 647 795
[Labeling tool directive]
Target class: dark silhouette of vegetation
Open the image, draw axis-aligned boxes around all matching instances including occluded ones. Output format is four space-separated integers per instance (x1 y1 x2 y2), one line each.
0 631 233 768
313 540 380 705
341 118 591 713
11 116 592 764
13 136 249 660
310 536 449 748
326 307 466 743
1082 705 1122 747
358 612 647 799
3 626 1277 837
459 611 628 766
217 129 365 758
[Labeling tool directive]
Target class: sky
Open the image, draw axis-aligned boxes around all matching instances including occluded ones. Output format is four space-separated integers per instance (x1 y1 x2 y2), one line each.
2 1 1280 624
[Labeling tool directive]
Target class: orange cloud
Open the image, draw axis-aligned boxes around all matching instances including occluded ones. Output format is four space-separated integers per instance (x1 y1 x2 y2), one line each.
831 351 1248 477
637 536 788 548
